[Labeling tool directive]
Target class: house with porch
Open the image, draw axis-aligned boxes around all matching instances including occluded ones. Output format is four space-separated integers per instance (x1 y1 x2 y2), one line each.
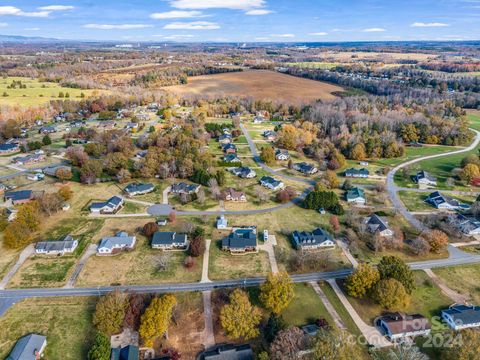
97 231 136 255
90 195 124 214
222 227 257 253
292 228 336 250
151 231 188 250
346 187 366 205
364 214 394 237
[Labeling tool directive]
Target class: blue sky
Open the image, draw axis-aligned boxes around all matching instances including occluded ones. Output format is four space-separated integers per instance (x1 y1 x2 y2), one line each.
0 0 479 42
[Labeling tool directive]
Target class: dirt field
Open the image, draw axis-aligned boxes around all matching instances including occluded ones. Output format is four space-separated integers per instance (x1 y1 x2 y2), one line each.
166 70 344 104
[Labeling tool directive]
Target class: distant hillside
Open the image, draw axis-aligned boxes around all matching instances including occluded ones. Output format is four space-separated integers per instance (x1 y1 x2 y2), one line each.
0 34 59 43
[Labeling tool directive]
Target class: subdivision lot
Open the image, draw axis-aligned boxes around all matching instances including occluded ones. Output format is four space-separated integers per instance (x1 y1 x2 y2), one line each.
433 264 480 304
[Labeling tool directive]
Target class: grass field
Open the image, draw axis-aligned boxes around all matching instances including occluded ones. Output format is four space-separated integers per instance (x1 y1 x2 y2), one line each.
433 264 480 304
398 190 474 212
0 297 96 360
468 110 480 131
0 77 103 107
166 70 345 104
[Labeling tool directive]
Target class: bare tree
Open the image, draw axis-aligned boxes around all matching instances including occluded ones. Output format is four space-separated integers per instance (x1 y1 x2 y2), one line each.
208 178 221 200
154 252 171 272
197 188 206 205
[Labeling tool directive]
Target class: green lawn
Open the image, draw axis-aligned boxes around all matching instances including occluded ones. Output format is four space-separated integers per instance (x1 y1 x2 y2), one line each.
433 264 480 304
398 190 475 212
376 145 460 168
281 283 334 327
0 297 96 360
468 111 480 132
0 76 104 107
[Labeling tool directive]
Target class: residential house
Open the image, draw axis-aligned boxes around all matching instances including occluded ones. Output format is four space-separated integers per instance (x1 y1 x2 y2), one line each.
447 213 480 236
293 162 318 175
97 120 116 130
222 227 257 253
124 183 155 196
425 191 469 210
6 208 17 222
260 176 284 191
97 231 136 255
0 143 19 154
218 134 232 144
275 149 289 161
221 143 237 154
5 190 34 205
364 214 394 237
263 130 277 141
376 313 431 340
43 165 71 177
292 228 336 250
223 188 247 202
223 154 241 163
346 187 366 205
151 232 188 250
135 150 148 159
198 344 253 360
39 125 56 134
442 304 480 330
344 168 369 178
6 334 47 360
35 235 78 255
90 195 124 214
125 122 139 131
27 173 45 182
415 170 437 187
230 167 256 179
171 182 201 195
217 215 228 229
111 345 139 360
253 116 266 124
12 153 45 166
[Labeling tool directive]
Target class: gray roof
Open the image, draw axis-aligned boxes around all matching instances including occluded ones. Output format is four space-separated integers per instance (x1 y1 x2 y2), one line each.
345 168 370 176
43 165 71 177
365 214 389 232
6 334 46 360
442 305 480 325
222 229 257 250
35 235 76 252
5 190 33 202
292 228 333 247
0 143 18 151
426 191 466 209
171 182 200 194
124 183 154 194
200 344 253 360
151 232 187 246
260 176 282 187
294 162 317 173
99 232 135 250
91 195 123 210
417 170 436 182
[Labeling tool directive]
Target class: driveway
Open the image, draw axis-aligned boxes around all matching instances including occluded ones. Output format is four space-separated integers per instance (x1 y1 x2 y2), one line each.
64 244 97 288
201 240 212 283
202 290 215 348
0 244 34 290
162 186 171 205
310 282 346 330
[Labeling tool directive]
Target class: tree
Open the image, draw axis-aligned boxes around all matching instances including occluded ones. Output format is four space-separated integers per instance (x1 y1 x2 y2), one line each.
143 222 158 238
40 193 63 216
350 143 367 161
117 169 132 184
139 294 177 347
56 168 72 182
123 293 149 330
461 154 480 168
66 146 89 167
58 186 73 201
92 290 128 335
42 135 52 146
260 146 276 165
377 256 415 294
372 342 428 360
442 329 480 360
16 201 41 232
312 328 363 360
3 220 34 249
168 211 177 223
269 327 309 360
409 237 431 256
260 272 294 315
324 170 339 189
220 289 262 340
422 230 449 253
400 124 419 143
189 234 205 257
330 215 340 233
88 332 111 360
184 256 195 268
373 278 410 310
345 263 380 298
80 159 103 184
264 314 286 343
460 163 480 184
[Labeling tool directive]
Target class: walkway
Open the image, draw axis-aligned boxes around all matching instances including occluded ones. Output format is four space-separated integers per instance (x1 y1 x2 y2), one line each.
0 244 34 290
336 239 358 268
423 269 469 304
162 186 171 205
309 282 346 330
64 244 97 288
202 291 215 348
327 279 391 348
201 240 212 283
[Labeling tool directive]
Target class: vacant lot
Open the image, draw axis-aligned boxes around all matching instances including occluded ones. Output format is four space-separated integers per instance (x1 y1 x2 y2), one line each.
0 297 96 360
166 70 344 104
433 265 480 304
0 77 103 107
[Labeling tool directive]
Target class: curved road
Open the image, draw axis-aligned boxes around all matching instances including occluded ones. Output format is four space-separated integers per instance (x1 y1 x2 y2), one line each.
387 129 480 232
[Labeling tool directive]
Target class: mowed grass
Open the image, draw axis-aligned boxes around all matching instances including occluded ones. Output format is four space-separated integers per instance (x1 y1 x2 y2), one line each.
0 297 96 360
433 264 480 304
398 191 475 212
340 271 452 325
0 77 103 107
282 283 334 327
468 111 480 132
375 144 460 168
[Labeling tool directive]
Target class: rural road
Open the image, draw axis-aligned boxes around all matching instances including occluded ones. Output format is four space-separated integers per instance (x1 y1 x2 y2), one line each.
386 129 480 232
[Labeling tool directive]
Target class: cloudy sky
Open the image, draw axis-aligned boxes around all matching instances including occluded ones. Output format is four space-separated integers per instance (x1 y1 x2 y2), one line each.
1 0 479 42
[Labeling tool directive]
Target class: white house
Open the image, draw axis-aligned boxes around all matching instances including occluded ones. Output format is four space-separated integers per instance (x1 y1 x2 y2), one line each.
376 313 431 341
35 235 78 255
260 176 284 191
217 215 228 229
97 232 136 255
90 196 124 214
364 214 394 237
442 305 480 331
151 232 188 250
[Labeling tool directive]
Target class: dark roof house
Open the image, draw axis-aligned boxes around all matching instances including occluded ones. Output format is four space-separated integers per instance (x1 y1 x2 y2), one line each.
222 228 257 253
442 304 480 330
292 228 336 250
110 345 139 360
344 168 369 178
6 334 47 360
376 313 431 340
124 183 155 196
151 232 188 250
198 344 253 360
5 190 34 205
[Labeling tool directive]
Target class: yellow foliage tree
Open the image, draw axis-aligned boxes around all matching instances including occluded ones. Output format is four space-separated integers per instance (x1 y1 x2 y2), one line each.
373 278 410 310
460 163 480 184
345 263 380 298
220 289 262 340
260 272 295 315
139 294 177 347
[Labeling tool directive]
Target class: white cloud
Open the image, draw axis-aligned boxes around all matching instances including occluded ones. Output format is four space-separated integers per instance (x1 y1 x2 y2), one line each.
84 24 153 30
170 0 265 10
150 10 204 19
363 28 386 32
270 33 295 38
254 37 270 41
38 5 75 11
0 22 7 28
163 21 220 30
309 32 328 36
153 34 195 39
411 22 449 27
0 6 50 17
24 27 40 31
245 9 273 15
